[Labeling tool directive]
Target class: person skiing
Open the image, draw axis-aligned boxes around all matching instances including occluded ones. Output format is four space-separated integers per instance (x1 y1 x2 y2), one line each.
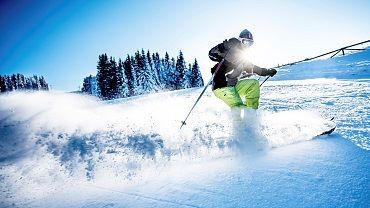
209 29 277 109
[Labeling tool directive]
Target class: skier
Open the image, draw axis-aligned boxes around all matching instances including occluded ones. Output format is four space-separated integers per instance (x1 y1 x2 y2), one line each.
209 29 277 109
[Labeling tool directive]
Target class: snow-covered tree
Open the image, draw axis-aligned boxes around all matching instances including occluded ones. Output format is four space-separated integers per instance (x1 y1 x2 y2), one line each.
123 55 136 96
133 51 143 94
96 53 111 99
117 59 129 98
5 76 13 91
163 52 173 89
39 76 48 90
147 50 160 87
33 75 41 90
176 51 187 89
162 53 178 90
16 74 25 90
81 75 99 96
11 74 18 90
135 49 156 94
24 77 32 90
191 59 204 87
0 76 7 92
181 63 190 89
82 76 92 94
153 52 164 88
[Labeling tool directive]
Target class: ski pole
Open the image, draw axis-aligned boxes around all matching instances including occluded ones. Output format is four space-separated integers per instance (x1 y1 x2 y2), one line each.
259 75 271 87
180 59 225 129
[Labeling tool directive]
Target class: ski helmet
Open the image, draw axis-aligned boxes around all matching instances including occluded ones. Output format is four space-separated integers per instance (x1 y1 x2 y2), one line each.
239 29 253 40
239 29 253 48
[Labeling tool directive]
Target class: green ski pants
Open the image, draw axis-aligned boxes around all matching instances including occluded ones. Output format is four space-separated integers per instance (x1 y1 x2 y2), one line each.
213 79 260 109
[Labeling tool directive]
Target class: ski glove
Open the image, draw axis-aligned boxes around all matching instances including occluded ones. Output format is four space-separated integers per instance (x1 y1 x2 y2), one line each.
260 68 277 77
268 68 277 77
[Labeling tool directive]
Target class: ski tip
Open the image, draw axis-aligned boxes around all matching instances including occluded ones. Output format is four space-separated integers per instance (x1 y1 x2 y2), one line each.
319 126 336 136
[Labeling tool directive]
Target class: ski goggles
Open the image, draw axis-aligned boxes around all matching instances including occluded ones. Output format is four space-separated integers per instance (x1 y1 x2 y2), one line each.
240 38 254 47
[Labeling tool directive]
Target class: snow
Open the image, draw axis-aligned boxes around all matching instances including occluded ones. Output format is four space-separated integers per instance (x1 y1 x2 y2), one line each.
274 47 370 80
1 49 369 207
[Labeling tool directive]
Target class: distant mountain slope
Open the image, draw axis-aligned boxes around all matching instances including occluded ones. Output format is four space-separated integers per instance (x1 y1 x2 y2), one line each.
275 47 370 80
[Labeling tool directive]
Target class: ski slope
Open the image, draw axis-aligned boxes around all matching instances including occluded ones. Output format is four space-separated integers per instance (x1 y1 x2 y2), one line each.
1 49 369 207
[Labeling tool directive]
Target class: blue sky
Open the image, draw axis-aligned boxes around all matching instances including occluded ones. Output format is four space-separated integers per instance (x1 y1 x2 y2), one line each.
1 0 369 91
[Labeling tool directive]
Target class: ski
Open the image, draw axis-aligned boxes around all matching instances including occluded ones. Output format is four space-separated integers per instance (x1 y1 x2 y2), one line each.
318 126 336 136
317 117 336 137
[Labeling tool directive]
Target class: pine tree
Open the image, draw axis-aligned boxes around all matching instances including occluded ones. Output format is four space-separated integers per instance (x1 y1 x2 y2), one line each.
0 76 6 92
175 51 187 89
25 77 32 90
5 76 10 91
5 76 13 91
91 76 99 96
182 63 192 89
169 57 177 89
82 75 92 94
130 55 138 95
17 74 25 90
147 50 160 87
39 76 49 90
146 50 153 72
96 53 111 99
11 74 18 90
123 55 135 96
163 53 178 90
133 50 144 94
32 75 40 90
191 59 204 87
117 58 129 98
153 52 164 88
137 49 156 94
163 52 172 89
81 75 99 96
108 57 119 99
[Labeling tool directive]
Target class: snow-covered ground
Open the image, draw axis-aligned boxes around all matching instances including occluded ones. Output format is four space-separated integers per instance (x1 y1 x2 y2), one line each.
0 49 369 207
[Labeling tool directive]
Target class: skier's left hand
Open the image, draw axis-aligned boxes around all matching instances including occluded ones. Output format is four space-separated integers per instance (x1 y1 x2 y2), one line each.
267 68 277 77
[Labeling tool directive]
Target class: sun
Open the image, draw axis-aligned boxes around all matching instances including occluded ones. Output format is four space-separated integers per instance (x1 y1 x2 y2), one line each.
239 47 255 64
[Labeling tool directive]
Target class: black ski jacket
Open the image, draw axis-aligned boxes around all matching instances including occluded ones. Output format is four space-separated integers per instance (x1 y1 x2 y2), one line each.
209 38 269 90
